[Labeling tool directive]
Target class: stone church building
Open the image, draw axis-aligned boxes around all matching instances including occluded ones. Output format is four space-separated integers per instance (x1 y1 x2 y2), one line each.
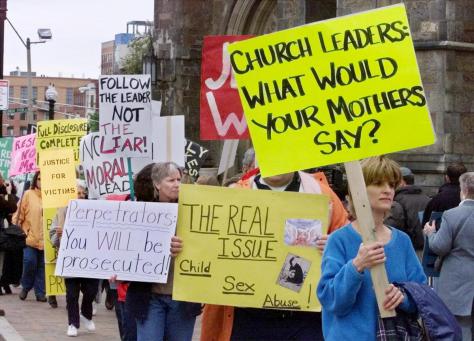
151 0 474 194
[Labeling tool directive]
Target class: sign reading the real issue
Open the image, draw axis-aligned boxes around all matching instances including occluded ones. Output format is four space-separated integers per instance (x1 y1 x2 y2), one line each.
173 185 329 312
227 4 435 177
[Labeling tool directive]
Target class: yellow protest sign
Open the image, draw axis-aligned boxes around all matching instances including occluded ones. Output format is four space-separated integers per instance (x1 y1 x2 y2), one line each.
43 207 59 263
39 149 77 208
36 118 88 164
45 263 66 296
173 185 329 311
228 4 435 177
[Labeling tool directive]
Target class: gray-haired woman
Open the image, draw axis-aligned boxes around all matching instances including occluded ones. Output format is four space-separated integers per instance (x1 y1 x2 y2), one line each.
424 171 474 341
128 162 200 341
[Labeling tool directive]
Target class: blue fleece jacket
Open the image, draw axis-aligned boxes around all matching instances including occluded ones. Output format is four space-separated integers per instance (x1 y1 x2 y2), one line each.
317 224 426 341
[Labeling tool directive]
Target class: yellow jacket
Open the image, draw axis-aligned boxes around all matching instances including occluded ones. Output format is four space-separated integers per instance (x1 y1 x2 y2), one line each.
13 189 43 250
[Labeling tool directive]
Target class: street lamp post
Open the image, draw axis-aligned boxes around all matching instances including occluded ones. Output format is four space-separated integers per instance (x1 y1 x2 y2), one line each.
6 19 52 129
45 83 57 120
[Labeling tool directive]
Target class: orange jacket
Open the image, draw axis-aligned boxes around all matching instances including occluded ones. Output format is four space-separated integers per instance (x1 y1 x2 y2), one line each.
13 189 44 250
200 172 348 341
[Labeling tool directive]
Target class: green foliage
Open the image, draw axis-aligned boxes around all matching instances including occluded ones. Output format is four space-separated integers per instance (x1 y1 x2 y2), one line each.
120 35 153 74
88 111 99 132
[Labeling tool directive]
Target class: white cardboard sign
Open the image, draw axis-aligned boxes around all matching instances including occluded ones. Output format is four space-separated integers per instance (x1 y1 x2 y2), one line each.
55 199 177 282
98 75 152 158
152 116 185 167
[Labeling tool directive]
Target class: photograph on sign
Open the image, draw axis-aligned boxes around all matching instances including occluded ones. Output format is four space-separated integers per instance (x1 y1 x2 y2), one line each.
227 4 435 177
284 218 322 247
276 254 311 293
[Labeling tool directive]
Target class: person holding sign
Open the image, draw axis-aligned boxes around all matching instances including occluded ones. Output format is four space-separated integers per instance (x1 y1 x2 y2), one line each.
13 172 48 303
423 172 474 341
50 180 99 337
317 156 426 340
126 162 200 341
201 169 348 340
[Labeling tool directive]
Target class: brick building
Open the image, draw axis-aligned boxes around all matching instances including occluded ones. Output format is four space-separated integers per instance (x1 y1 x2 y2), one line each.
151 0 474 194
4 75 98 137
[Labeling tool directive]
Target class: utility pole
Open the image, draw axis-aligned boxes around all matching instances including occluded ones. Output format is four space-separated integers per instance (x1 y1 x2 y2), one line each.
0 0 7 138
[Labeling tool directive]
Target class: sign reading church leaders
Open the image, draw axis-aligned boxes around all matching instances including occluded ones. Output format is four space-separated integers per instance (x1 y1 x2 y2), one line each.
55 200 178 283
228 4 435 177
173 185 329 312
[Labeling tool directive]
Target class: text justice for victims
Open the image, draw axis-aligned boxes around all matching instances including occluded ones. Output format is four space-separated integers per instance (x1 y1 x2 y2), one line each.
230 20 410 74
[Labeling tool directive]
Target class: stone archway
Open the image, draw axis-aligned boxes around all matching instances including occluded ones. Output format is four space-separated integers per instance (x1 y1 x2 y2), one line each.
225 0 277 35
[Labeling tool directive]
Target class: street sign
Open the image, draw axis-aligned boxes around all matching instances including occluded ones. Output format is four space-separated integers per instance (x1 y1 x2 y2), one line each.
6 107 28 114
0 80 8 111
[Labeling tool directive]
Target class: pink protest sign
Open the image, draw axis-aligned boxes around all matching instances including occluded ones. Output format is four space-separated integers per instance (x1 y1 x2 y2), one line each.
9 133 38 177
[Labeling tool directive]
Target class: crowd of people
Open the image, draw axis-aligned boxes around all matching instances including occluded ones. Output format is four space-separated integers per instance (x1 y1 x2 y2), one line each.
0 152 472 341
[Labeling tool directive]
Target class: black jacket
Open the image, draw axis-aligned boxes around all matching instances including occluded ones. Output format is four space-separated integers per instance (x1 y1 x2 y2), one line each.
422 183 461 226
385 185 430 250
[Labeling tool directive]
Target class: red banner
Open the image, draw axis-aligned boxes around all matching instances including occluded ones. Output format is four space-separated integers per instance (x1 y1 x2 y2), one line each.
200 35 252 140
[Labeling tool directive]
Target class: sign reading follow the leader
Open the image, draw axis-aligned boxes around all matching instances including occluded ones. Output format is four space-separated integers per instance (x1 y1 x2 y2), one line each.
99 75 152 158
55 200 177 283
228 4 435 177
173 185 329 312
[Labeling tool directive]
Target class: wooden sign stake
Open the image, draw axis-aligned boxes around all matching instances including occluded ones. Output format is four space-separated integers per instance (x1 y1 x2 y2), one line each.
344 160 396 318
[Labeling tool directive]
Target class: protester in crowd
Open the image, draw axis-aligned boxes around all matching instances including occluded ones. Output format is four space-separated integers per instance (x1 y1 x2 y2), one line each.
384 167 430 254
422 162 467 225
223 175 241 188
0 177 20 295
180 170 194 185
201 168 348 340
241 147 255 175
317 156 426 340
0 176 19 317
423 171 474 341
195 175 220 186
50 180 98 337
13 171 48 302
112 163 155 341
126 162 200 341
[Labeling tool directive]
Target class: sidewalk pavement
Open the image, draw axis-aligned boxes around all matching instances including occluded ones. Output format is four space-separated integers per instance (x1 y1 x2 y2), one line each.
0 286 201 340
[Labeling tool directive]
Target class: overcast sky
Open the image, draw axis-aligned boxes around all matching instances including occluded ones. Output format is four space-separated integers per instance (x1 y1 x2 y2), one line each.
4 0 154 79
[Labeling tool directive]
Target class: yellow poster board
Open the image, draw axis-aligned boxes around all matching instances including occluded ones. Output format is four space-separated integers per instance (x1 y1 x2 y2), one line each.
228 4 435 177
36 118 88 164
43 207 59 263
39 149 77 208
45 263 66 296
173 185 329 312
43 206 66 296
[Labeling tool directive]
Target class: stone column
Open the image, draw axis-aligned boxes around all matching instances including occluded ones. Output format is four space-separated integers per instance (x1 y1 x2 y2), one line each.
338 0 474 194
